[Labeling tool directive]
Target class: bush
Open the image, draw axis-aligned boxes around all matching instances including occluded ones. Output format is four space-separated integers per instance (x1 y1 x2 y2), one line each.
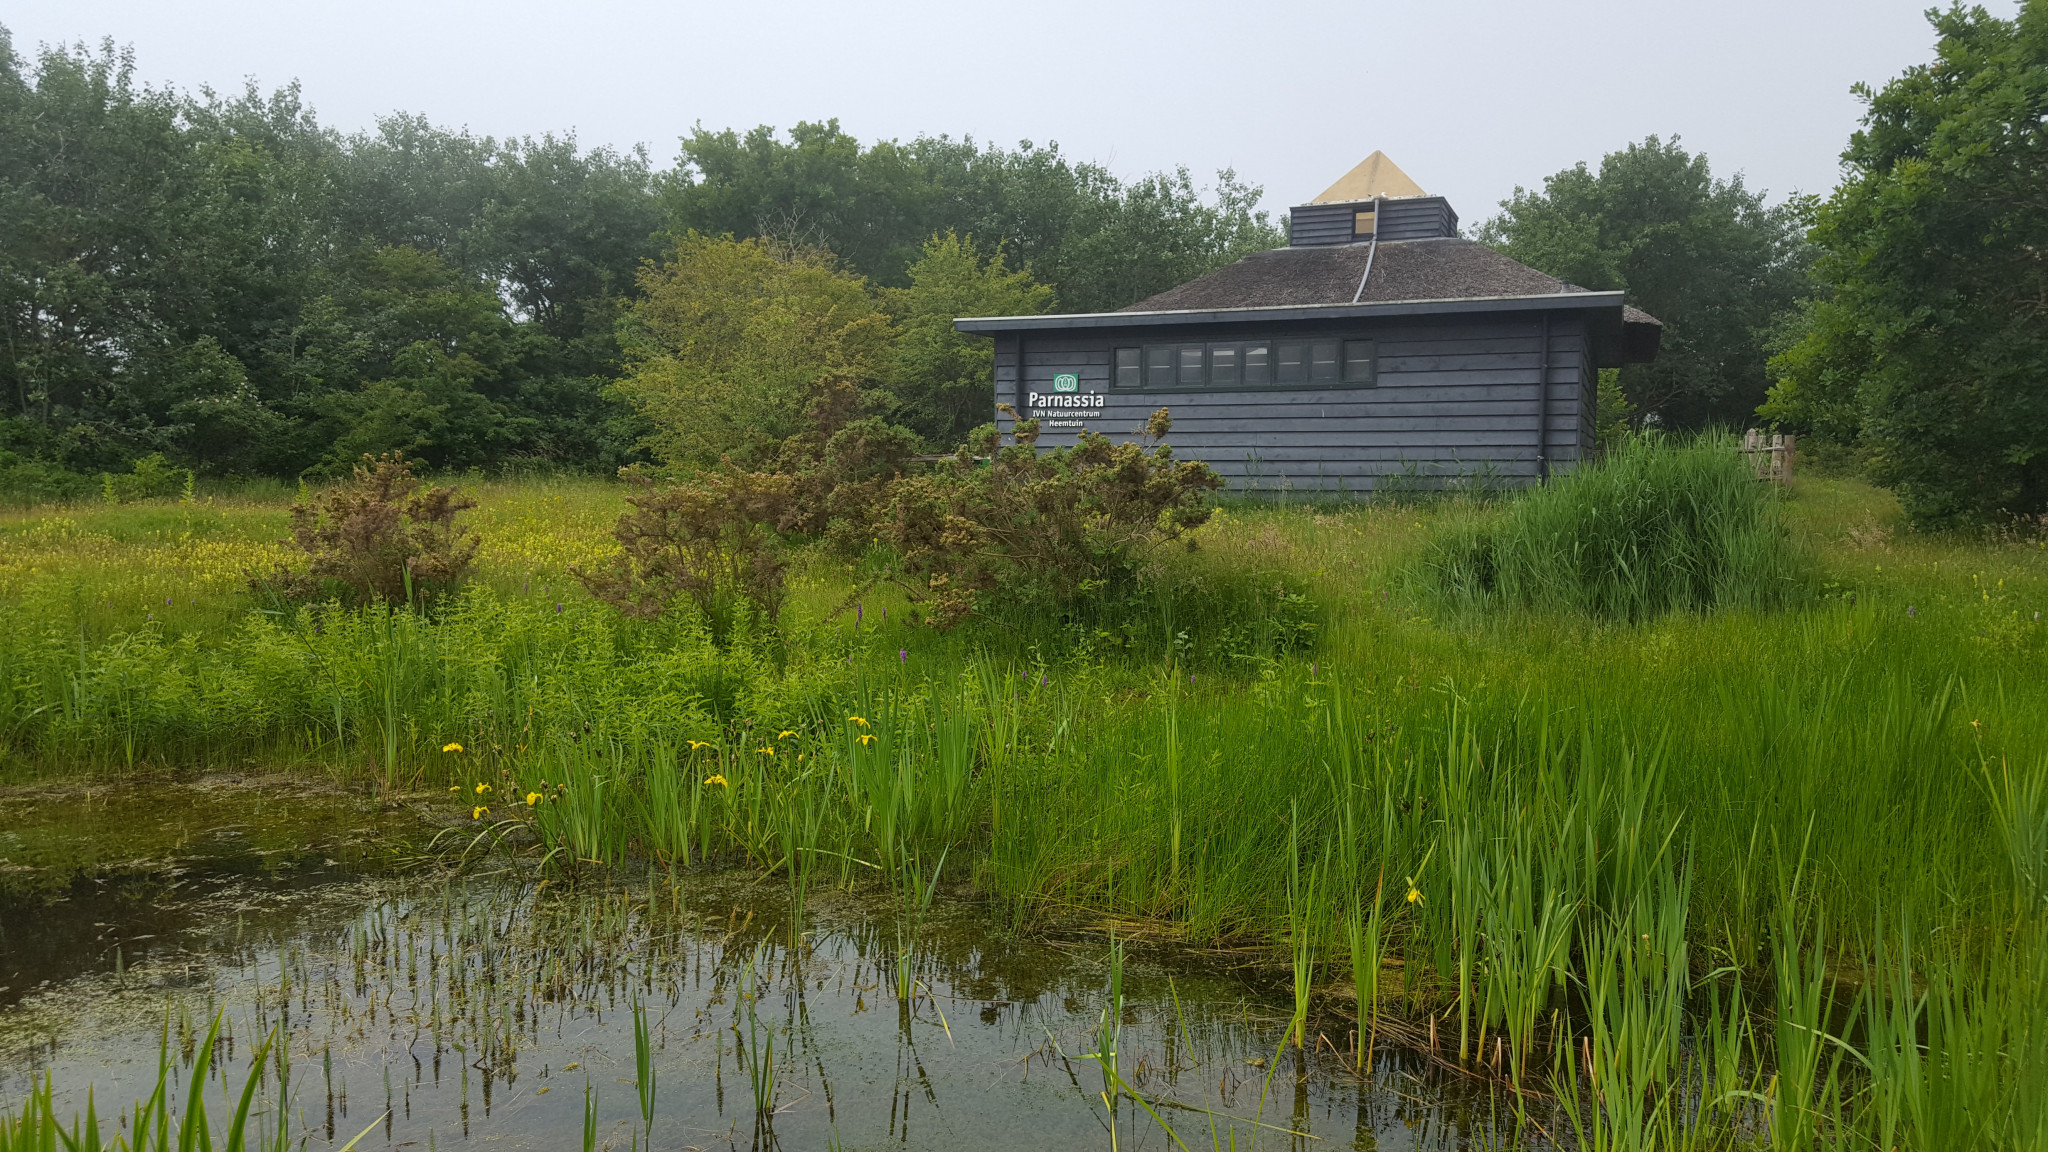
99 453 192 504
882 408 1224 628
1423 434 1804 619
256 452 478 604
573 465 795 644
0 452 92 506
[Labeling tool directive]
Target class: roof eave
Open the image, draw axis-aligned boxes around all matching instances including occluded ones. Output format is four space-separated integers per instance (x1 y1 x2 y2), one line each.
953 291 1630 334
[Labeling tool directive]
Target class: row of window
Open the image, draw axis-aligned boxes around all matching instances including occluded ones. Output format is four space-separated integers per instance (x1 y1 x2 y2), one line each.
1111 340 1375 390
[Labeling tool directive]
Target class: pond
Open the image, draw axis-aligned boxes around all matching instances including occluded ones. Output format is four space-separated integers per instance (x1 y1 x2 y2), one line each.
1 776 1506 1150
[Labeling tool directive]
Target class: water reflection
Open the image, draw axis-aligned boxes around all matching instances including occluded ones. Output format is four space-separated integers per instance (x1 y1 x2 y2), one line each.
1 779 1508 1150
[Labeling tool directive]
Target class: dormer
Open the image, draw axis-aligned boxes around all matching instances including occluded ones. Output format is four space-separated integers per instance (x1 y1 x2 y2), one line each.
1287 152 1459 245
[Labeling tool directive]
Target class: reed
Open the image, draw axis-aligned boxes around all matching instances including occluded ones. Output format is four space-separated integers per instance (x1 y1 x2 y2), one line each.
740 945 778 1117
6 461 2048 1147
1423 432 1808 620
633 994 657 1139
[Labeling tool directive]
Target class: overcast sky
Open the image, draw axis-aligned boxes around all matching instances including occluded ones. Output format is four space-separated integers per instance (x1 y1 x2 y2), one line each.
5 0 1974 224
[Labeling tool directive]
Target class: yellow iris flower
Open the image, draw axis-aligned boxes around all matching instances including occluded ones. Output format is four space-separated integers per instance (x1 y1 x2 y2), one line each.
442 742 463 754
525 792 542 806
704 774 728 787
472 805 490 819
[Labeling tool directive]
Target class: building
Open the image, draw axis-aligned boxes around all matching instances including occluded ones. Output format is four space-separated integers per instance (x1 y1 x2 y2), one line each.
954 153 1662 493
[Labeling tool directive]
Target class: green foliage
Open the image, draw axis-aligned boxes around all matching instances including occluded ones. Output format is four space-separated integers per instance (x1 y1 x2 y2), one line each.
99 452 192 505
0 35 1278 490
614 234 893 466
663 122 1282 310
1423 434 1805 618
1763 3 2048 527
884 232 1055 446
883 409 1225 628
0 450 90 505
259 452 478 604
1592 368 1635 450
1480 136 1812 429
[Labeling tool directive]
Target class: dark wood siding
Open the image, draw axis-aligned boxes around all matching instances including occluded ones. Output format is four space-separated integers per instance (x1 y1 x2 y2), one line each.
1373 196 1459 240
1287 204 1355 246
992 313 1592 494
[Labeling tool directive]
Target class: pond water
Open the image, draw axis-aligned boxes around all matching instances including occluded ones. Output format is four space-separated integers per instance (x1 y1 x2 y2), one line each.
1 776 1506 1150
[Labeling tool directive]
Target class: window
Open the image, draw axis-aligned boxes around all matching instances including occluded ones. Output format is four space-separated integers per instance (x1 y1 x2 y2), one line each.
1353 209 1377 237
1309 340 1340 383
1244 343 1271 386
1114 347 1141 388
1114 337 1372 388
1208 343 1241 388
1145 345 1176 389
1276 342 1307 385
1342 340 1376 385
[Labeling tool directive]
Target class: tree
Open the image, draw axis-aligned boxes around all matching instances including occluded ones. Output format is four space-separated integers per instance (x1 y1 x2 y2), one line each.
613 234 893 466
1480 137 1812 429
885 232 1055 446
1762 3 2048 526
663 123 1283 309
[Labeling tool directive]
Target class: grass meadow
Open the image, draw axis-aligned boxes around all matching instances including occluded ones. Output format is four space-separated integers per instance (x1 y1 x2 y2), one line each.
4 460 2047 1150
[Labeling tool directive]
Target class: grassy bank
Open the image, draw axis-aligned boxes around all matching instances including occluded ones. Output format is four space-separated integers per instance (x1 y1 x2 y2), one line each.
5 467 2047 1148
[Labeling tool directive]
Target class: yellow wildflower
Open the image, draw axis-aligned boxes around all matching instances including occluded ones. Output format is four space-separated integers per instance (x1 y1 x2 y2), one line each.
1406 888 1423 905
858 733 876 746
472 805 490 819
688 740 713 751
778 730 797 739
474 782 492 795
848 716 868 727
704 774 728 787
448 785 460 793
757 746 775 756
525 792 542 807
442 742 463 754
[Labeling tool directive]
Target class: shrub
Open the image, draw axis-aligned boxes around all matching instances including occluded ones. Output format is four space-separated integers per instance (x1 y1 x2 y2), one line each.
99 453 193 504
0 452 92 506
882 408 1224 628
766 376 920 556
573 465 795 643
256 452 478 604
1423 434 1804 619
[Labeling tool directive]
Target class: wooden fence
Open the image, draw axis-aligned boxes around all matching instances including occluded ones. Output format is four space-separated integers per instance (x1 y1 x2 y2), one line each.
1741 429 1797 485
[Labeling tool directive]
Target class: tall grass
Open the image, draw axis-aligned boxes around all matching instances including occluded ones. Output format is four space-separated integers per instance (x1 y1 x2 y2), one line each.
1424 433 1808 618
5 457 2048 1148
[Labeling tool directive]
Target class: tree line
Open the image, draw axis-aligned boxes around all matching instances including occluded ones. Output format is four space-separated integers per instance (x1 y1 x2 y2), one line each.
0 29 1277 490
5 3 2043 527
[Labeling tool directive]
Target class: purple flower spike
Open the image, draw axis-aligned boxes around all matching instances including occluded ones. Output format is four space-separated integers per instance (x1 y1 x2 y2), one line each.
555 603 563 613
856 603 863 623
898 648 907 664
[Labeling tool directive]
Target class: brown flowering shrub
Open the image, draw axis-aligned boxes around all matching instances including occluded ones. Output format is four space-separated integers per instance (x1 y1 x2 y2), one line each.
255 452 477 604
882 407 1223 628
766 376 920 556
572 465 796 643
